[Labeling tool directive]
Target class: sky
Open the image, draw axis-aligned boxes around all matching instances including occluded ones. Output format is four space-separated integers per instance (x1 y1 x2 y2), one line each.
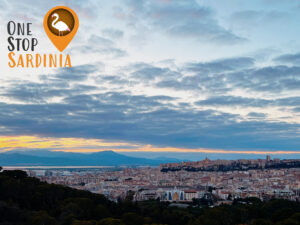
0 0 300 160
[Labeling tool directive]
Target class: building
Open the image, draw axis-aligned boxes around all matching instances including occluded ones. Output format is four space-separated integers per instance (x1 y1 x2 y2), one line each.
163 187 185 202
161 187 200 202
185 190 198 201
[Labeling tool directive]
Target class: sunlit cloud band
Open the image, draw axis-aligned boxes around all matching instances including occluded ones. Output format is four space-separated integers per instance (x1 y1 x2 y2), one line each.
1 136 300 155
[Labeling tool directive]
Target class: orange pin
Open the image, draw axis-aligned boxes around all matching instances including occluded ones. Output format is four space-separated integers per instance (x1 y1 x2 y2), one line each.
44 6 79 52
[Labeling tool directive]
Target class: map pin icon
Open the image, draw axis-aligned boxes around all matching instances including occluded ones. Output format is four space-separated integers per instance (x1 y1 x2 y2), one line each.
44 6 79 52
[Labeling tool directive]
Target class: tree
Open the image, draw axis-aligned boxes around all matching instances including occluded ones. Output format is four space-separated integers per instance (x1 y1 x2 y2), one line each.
93 204 111 220
72 220 96 225
97 218 124 225
121 212 144 225
276 218 300 225
251 219 273 225
30 211 57 225
227 194 232 201
1 170 27 179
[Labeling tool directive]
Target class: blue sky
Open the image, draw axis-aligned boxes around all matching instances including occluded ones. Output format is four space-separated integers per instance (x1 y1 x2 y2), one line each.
0 0 300 159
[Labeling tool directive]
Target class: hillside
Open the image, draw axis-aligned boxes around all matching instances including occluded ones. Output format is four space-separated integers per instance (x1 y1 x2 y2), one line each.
0 168 300 225
0 150 180 166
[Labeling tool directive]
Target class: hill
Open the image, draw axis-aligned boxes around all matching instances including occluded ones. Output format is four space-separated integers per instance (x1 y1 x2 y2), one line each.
0 150 181 166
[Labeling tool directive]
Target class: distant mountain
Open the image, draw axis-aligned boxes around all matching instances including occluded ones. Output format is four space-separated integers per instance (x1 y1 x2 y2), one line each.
0 150 181 166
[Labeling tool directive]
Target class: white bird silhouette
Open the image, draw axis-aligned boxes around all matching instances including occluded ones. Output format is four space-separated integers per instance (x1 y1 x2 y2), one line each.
51 13 70 36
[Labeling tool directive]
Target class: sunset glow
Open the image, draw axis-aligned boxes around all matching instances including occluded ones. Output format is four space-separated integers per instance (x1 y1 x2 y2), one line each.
1 136 299 155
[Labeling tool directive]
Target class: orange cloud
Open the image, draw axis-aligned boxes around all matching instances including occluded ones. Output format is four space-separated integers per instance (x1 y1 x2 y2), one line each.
0 135 300 155
0 136 137 152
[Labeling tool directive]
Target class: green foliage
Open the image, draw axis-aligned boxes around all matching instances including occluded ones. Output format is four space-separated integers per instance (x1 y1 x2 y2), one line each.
0 169 300 225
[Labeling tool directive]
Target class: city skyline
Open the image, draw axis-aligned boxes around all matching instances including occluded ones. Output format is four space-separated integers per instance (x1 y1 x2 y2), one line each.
0 0 300 157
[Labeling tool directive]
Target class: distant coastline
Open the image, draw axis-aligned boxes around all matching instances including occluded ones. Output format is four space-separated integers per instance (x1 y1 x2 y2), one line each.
2 166 115 170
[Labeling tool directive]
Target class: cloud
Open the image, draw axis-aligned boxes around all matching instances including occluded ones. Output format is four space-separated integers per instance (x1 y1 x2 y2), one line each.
230 10 288 28
196 96 270 107
185 57 255 73
0 63 300 151
119 0 246 45
293 107 300 112
0 0 299 154
274 52 300 65
102 28 124 40
89 35 115 47
0 0 100 21
156 57 254 93
154 61 300 95
53 64 98 81
129 63 181 81
227 66 300 93
196 95 300 109
1 65 98 103
73 35 127 58
247 112 267 118
0 97 299 150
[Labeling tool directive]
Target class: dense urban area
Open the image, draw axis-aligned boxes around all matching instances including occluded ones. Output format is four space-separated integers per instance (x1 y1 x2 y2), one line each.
1 168 300 225
22 156 300 206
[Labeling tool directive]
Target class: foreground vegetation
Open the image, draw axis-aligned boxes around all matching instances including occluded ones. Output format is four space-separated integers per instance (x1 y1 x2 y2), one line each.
0 169 299 225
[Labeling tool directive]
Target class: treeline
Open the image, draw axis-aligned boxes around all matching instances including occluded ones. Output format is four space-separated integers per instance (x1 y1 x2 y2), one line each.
0 169 300 225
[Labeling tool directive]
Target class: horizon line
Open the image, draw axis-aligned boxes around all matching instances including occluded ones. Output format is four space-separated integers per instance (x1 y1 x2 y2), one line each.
1 135 300 155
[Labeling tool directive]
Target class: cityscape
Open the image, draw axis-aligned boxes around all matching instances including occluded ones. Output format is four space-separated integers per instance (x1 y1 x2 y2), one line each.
1 0 300 224
16 155 300 207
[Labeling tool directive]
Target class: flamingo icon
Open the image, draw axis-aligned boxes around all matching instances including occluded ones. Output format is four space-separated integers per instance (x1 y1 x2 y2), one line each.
51 13 70 36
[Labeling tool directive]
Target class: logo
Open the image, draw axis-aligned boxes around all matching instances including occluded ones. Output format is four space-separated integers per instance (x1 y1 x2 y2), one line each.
7 6 79 68
44 6 79 52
